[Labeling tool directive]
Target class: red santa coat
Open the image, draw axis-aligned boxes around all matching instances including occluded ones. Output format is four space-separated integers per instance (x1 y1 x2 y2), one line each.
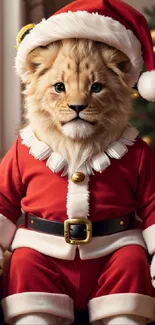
1 126 155 324
0 126 155 260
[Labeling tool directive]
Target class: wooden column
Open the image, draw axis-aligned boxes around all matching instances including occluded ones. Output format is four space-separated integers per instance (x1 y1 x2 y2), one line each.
1 0 21 154
25 0 45 23
44 0 72 17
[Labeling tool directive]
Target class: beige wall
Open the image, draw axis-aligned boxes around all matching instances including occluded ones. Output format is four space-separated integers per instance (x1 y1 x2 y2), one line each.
125 0 155 13
50 0 155 13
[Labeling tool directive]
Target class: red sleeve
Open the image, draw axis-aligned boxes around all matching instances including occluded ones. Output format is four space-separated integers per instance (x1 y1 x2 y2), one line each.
0 138 25 224
0 138 26 250
136 141 155 254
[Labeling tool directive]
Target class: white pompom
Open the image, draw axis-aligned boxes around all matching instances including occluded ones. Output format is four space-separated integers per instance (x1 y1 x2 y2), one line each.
137 71 155 102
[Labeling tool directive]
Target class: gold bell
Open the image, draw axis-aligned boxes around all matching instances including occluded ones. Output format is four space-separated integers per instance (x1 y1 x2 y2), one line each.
71 172 85 184
15 23 35 50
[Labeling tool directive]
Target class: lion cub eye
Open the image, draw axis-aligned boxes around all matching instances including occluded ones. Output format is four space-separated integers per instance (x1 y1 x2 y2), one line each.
91 82 103 93
54 83 66 93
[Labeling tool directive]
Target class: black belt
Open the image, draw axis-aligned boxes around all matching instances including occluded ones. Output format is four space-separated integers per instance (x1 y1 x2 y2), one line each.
26 212 135 245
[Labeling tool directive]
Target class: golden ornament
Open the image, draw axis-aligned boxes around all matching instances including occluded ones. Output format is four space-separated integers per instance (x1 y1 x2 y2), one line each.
150 30 155 53
151 29 155 44
132 89 140 99
15 23 35 50
71 172 85 184
142 136 152 146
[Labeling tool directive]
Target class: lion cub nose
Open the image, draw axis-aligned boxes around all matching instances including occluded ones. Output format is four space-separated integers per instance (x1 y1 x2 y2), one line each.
68 104 88 113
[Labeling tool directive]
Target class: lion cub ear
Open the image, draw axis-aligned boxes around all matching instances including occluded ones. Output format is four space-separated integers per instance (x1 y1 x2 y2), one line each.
109 50 131 74
26 47 46 74
25 42 61 82
102 46 131 84
24 46 50 85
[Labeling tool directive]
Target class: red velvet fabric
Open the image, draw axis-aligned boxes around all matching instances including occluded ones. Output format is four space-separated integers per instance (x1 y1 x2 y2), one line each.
0 137 155 232
3 245 155 311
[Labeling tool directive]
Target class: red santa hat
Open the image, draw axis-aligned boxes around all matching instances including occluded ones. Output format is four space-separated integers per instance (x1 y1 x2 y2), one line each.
15 0 155 102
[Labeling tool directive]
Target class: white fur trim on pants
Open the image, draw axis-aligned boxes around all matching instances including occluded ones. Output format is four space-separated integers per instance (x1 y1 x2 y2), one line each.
103 315 146 325
0 214 17 250
1 292 74 325
88 293 155 325
10 228 146 260
15 314 62 325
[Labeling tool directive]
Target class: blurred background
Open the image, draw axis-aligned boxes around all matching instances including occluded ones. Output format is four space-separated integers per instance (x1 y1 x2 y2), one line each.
0 0 155 159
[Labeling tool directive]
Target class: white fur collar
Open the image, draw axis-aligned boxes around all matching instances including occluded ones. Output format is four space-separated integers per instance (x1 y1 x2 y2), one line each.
20 126 139 176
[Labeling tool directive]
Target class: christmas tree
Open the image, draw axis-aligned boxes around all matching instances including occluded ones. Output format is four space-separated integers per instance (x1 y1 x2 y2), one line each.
131 6 155 150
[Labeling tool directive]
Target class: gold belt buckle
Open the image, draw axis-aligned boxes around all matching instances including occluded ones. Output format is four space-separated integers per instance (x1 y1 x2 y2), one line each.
64 219 92 245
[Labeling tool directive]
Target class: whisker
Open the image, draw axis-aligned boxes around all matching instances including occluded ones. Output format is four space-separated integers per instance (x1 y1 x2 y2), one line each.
38 116 57 127
102 116 119 126
93 113 108 130
98 120 108 130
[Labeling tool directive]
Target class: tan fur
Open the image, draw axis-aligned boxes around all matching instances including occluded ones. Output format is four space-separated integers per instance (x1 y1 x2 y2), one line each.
22 39 132 175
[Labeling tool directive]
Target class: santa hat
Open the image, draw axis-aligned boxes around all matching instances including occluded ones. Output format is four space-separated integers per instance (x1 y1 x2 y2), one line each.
15 0 155 102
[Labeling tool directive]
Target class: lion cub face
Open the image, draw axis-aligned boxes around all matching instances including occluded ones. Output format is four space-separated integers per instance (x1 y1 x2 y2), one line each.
24 39 131 141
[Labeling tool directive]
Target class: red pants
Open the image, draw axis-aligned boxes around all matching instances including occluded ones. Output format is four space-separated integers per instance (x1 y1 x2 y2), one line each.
3 244 155 311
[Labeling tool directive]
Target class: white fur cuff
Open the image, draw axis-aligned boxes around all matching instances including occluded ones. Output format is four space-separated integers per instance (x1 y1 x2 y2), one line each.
0 214 17 250
2 292 74 325
0 247 4 272
150 254 155 288
89 293 155 324
142 225 155 255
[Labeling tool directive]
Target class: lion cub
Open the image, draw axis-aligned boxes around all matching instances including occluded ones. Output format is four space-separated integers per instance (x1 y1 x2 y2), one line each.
23 39 131 174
